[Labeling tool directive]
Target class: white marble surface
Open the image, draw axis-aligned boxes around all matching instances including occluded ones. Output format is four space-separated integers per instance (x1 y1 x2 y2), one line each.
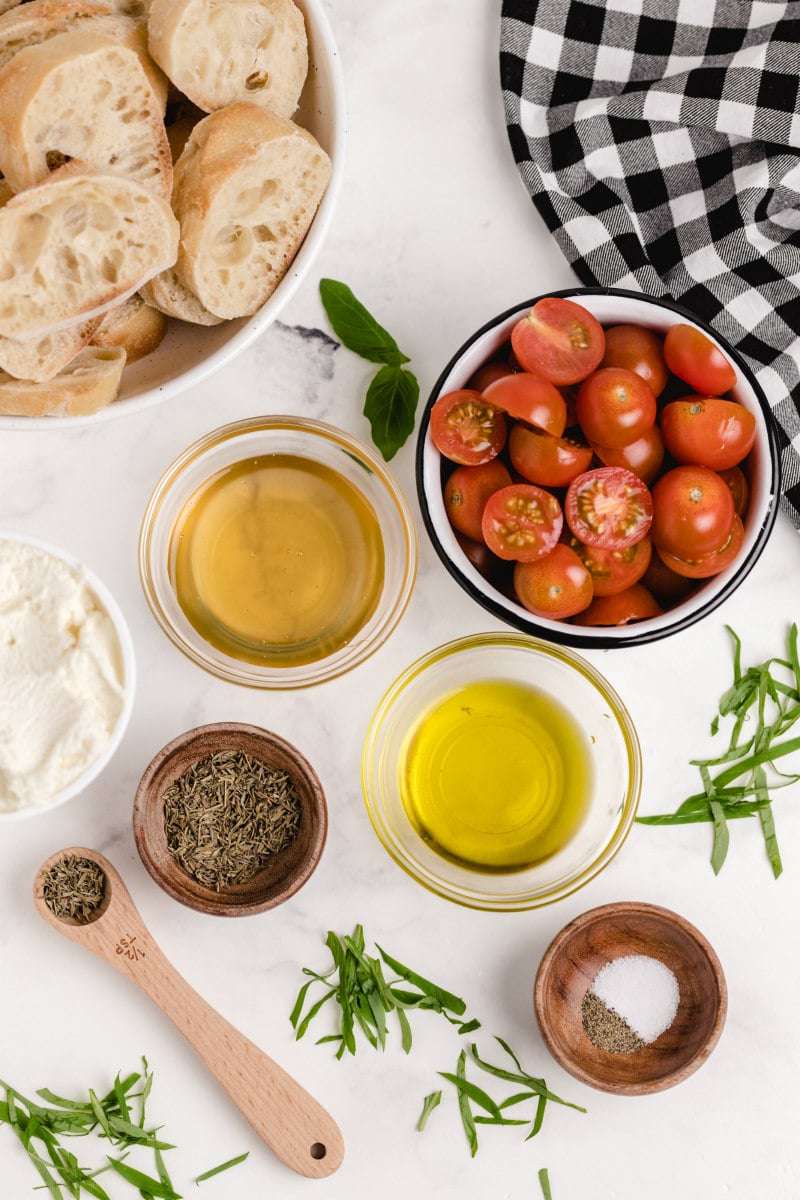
1 2 799 1197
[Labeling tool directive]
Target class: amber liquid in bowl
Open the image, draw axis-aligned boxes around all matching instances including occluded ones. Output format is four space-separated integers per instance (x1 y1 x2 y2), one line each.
398 679 591 872
170 454 385 667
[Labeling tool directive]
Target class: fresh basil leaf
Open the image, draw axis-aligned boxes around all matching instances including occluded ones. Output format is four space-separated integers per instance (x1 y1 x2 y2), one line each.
363 364 419 462
319 279 409 366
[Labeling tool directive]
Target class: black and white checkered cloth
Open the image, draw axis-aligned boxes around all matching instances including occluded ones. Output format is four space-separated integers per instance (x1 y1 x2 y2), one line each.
500 0 800 526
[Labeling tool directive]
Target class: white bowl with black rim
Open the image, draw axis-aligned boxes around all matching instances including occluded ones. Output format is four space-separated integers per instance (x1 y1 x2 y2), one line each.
416 288 780 649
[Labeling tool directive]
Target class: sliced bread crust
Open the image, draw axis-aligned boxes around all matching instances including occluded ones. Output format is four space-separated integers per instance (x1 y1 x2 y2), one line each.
0 170 179 341
0 30 172 197
172 102 331 320
0 317 101 381
92 293 167 361
140 267 224 326
0 344 125 415
147 0 307 118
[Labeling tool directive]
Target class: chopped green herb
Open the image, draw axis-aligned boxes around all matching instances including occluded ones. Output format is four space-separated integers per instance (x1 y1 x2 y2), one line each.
416 1091 442 1132
194 1152 249 1184
539 1167 553 1199
319 278 420 461
291 925 479 1058
637 623 800 876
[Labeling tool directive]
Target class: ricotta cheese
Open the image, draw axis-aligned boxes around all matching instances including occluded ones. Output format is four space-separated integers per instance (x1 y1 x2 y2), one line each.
0 538 125 813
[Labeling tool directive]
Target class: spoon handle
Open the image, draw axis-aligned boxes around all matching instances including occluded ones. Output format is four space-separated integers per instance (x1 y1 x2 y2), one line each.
37 853 344 1180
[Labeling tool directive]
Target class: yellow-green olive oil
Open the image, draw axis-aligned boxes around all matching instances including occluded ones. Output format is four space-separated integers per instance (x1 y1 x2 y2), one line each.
399 679 591 872
170 454 385 667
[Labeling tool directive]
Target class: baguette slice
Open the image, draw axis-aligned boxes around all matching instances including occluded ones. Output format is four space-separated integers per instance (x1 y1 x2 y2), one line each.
0 344 125 415
0 3 168 111
0 31 172 197
148 0 307 118
140 266 224 325
0 317 101 381
92 293 167 362
172 103 331 320
0 170 179 341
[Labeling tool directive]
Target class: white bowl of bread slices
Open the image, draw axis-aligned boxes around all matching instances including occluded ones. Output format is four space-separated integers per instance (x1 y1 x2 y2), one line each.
0 0 345 427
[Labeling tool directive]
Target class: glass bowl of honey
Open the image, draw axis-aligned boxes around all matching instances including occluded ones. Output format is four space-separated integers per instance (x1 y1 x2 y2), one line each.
362 633 641 911
139 416 417 688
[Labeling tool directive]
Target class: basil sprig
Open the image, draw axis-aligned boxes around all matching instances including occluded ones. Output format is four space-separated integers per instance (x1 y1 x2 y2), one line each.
637 622 800 877
319 279 419 461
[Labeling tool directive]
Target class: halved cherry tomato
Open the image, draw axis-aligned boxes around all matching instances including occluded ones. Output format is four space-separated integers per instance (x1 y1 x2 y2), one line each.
601 325 668 396
663 324 737 395
572 584 662 626
719 465 749 518
429 389 507 465
660 397 756 470
508 424 593 488
483 372 567 436
443 459 512 542
510 297 605 386
564 532 652 597
576 367 657 448
656 516 744 579
651 465 735 559
589 425 664 484
481 483 563 562
467 360 513 391
513 545 592 618
565 467 653 550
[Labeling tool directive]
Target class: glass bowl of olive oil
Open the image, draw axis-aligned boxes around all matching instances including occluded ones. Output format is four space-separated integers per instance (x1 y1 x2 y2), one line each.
362 633 641 911
139 416 417 688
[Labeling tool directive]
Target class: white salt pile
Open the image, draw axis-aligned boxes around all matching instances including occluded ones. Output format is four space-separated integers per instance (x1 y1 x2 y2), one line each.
591 954 680 1043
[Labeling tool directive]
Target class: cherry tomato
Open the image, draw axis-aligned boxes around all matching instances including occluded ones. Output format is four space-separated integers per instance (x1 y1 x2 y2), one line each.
589 425 664 485
719 465 749 518
429 389 507 466
565 467 653 550
565 532 652 597
660 397 756 470
443 459 512 542
467 360 513 391
483 371 567 436
453 530 514 591
513 545 592 618
663 324 737 395
510 297 605 386
481 483 563 562
642 553 697 604
572 584 662 626
576 367 657 448
601 324 668 396
656 516 745 579
651 465 735 559
508 424 593 488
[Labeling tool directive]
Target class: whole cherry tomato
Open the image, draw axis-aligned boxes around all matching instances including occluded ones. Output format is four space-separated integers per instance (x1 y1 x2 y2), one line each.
429 390 507 465
481 483 563 562
589 425 664 484
510 297 605 386
483 371 567 436
718 465 749 518
660 397 756 470
466 360 513 391
513 544 593 619
663 323 737 395
576 367 657 448
650 465 735 559
565 467 653 550
572 584 662 626
656 516 744 579
601 324 668 396
443 459 512 542
508 424 593 488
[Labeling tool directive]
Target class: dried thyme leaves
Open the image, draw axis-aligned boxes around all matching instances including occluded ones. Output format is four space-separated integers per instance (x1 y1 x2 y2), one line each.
163 750 302 891
41 856 107 924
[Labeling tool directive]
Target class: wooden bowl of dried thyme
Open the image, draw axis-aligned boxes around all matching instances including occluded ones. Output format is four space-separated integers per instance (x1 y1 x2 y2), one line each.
133 723 327 916
533 902 727 1095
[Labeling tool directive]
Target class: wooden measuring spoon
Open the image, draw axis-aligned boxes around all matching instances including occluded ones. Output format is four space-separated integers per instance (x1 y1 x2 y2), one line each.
33 847 344 1179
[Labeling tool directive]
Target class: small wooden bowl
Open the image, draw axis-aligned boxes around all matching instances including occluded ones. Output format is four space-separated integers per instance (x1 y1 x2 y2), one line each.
133 723 327 917
534 902 727 1095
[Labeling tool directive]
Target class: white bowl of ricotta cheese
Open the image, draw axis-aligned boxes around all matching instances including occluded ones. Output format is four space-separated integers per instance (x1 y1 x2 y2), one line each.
0 533 135 819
